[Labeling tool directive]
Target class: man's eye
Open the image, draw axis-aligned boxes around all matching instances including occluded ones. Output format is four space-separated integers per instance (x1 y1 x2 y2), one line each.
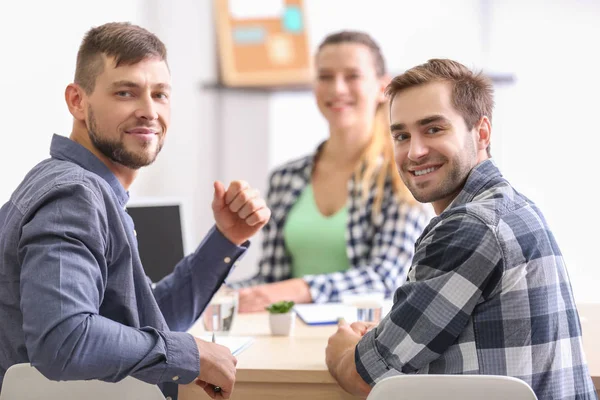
392 133 408 142
116 91 132 97
427 127 442 134
155 93 168 100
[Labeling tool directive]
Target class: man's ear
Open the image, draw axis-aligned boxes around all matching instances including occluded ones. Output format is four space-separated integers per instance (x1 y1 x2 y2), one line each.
475 116 492 152
65 83 87 122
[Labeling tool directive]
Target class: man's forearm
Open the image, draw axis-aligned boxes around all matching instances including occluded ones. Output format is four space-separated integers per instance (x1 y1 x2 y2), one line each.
153 226 246 331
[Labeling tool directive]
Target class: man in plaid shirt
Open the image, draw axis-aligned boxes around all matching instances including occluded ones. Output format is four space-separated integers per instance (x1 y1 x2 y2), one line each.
325 59 597 400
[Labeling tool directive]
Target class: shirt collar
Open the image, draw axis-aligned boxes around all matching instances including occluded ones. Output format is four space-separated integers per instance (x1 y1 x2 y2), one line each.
444 159 502 212
49 134 129 207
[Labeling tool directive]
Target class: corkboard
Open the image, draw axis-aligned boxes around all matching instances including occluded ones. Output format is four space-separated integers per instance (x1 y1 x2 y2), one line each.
214 0 313 87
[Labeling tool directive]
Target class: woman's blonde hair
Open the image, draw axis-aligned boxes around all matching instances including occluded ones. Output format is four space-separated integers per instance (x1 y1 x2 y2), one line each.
317 31 414 218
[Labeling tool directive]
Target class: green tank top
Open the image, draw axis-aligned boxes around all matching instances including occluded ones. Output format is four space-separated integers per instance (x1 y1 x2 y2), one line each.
283 184 351 277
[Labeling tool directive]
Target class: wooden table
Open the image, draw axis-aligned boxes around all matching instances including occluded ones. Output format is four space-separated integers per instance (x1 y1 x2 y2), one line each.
181 312 359 400
180 304 600 399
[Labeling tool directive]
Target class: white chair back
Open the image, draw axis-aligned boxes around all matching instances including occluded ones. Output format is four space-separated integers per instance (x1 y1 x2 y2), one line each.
366 374 538 400
0 363 165 400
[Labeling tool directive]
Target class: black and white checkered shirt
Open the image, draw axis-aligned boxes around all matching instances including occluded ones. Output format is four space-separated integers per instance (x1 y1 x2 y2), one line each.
230 150 431 303
355 159 597 400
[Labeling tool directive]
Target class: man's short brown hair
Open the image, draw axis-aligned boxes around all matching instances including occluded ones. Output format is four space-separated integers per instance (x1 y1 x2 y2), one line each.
386 59 494 155
74 22 168 94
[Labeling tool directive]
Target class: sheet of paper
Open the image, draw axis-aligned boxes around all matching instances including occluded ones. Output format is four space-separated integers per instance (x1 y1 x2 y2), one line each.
229 0 284 20
294 303 356 325
197 335 254 356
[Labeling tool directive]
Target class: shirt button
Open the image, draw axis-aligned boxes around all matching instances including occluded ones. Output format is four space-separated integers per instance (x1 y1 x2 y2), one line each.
166 397 172 400
133 229 137 237
172 376 179 381
224 257 231 263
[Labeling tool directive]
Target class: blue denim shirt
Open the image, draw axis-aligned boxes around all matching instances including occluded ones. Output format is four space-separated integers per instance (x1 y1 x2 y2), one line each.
0 134 247 399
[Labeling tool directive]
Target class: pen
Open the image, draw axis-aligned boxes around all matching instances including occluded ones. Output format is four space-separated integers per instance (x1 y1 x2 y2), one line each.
211 333 222 394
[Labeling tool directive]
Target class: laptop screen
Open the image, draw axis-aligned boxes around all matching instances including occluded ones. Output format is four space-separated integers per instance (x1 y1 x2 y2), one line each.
126 203 185 283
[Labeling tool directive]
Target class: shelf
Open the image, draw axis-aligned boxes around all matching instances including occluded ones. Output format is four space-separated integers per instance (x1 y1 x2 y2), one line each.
201 82 312 93
201 72 516 93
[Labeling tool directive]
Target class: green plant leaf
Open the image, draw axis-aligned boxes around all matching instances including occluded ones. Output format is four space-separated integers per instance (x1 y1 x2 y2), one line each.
265 300 295 314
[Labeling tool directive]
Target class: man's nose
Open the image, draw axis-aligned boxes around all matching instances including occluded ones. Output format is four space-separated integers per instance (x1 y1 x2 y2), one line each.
134 95 158 121
407 136 429 160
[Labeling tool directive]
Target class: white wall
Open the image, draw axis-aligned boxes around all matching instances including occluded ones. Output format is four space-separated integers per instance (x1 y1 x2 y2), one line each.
306 0 484 71
2 1 598 301
0 0 218 256
0 0 146 203
486 0 600 303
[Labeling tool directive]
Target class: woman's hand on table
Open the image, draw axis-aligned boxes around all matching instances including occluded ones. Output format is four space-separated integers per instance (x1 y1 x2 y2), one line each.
238 279 312 313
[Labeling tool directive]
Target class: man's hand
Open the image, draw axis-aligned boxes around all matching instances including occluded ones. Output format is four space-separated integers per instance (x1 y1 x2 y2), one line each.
237 279 312 313
194 337 238 399
348 321 378 337
325 321 372 397
212 181 270 246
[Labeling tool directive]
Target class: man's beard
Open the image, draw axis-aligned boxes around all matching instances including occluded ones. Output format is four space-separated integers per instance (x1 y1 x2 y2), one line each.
87 107 163 170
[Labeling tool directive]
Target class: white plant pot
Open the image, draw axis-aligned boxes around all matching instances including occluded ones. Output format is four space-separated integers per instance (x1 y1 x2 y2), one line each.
269 311 296 336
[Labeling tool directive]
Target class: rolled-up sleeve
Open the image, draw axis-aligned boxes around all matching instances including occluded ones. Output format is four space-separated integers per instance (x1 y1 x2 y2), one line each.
18 182 199 385
355 213 503 385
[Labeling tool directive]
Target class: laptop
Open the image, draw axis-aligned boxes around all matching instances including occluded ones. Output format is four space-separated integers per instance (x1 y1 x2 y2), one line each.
126 199 185 283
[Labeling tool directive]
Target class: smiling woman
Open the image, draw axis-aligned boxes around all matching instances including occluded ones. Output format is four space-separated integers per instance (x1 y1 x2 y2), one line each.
229 31 432 312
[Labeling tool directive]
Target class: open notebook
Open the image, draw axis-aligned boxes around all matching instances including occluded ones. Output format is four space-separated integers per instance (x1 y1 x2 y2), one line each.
197 335 254 356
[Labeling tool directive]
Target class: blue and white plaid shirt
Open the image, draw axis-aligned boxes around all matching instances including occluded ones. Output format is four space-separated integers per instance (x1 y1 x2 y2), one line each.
231 149 432 303
355 160 597 400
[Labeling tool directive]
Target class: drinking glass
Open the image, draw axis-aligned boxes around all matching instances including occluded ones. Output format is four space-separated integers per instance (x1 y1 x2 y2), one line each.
340 291 385 323
202 286 239 336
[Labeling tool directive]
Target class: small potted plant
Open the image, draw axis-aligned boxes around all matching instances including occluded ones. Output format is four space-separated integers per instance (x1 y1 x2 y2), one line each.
266 300 296 336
